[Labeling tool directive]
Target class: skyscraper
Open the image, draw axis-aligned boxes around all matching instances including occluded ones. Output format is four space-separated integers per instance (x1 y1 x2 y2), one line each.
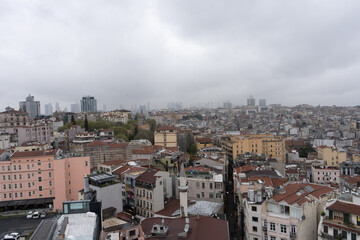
259 99 266 106
247 95 255 106
55 102 60 112
70 103 80 113
19 94 40 119
81 96 97 112
44 103 53 116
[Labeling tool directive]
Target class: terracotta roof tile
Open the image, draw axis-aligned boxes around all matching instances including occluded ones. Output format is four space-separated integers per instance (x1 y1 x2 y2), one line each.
327 201 360 216
12 150 57 158
136 169 159 184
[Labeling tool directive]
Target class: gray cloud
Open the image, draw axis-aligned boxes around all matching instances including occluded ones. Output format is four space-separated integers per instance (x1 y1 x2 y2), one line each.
1 0 360 112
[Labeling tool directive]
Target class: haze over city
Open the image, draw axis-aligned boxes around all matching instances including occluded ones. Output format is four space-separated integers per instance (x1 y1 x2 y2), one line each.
1 0 360 111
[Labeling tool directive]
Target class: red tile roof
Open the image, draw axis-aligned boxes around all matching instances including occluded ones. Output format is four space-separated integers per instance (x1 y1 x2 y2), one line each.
141 216 229 240
87 140 107 147
0 149 4 155
234 165 257 174
272 183 335 205
132 147 154 154
136 169 159 184
12 150 57 158
109 143 129 148
327 201 360 216
185 166 210 173
155 126 178 131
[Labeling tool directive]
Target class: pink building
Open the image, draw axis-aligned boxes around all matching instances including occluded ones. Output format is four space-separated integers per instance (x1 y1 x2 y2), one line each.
0 150 90 212
312 165 340 185
15 124 51 144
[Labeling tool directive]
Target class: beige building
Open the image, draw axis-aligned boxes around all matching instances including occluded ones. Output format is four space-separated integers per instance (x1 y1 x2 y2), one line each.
101 110 132 124
0 108 29 129
154 126 178 148
317 146 347 167
222 134 286 162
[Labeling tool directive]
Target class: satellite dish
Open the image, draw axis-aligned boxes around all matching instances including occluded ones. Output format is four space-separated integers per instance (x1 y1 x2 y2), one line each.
185 218 189 224
184 224 189 233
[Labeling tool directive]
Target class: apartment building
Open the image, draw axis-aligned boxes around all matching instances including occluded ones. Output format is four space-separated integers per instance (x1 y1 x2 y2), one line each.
318 199 360 240
16 124 51 144
0 108 29 128
318 146 347 167
221 134 285 162
262 183 335 240
101 110 132 124
123 168 147 214
135 169 172 217
154 126 178 148
0 150 90 212
312 165 340 185
175 166 224 203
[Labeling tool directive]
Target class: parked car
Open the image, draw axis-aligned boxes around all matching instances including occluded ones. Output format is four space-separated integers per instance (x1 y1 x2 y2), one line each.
40 211 46 218
26 211 33 219
4 232 20 240
32 211 40 218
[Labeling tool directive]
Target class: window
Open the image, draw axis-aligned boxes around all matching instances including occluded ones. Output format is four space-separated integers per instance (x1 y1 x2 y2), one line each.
3 184 5 190
3 194 6 199
210 183 213 189
334 211 343 221
2 175 4 181
323 225 328 234
19 183 22 188
38 177 42 182
13 165 16 170
280 224 287 233
28 173 30 179
1 166 4 171
252 217 258 222
27 164 30 169
8 184 11 189
252 206 257 212
14 175 16 180
39 186 43 191
19 174 22 179
216 193 221 198
29 192 31 197
48 163 51 168
15 193 17 198
37 161 41 166
209 193 214 198
129 230 136 236
253 226 258 232
85 161 88 167
20 192 23 197
270 236 276 240
291 225 296 235
28 183 31 188
270 222 276 231
14 183 17 189
201 192 204 198
49 181 52 186
49 172 52 178
196 194 200 198
202 182 205 189
196 182 200 189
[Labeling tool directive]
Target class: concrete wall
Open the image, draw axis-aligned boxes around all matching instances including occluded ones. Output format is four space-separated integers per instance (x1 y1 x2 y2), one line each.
90 182 123 213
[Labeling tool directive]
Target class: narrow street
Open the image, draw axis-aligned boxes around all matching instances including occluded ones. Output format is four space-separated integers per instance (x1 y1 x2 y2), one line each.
225 158 241 240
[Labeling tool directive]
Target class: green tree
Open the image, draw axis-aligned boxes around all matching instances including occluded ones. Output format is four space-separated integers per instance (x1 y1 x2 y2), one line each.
189 143 197 155
71 115 76 125
84 115 89 131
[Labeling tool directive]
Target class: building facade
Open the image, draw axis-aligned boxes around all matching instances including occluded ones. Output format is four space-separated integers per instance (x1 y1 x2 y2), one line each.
81 96 97 112
154 126 178 148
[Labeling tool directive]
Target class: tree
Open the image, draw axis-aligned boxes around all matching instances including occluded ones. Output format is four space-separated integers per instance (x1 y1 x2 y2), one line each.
71 115 76 125
84 115 89 131
189 143 197 155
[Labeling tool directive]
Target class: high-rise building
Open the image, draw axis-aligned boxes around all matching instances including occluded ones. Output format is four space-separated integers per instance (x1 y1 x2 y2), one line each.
70 103 80 113
19 95 40 119
55 102 60 112
259 99 266 106
81 96 97 112
44 103 53 116
247 95 255 107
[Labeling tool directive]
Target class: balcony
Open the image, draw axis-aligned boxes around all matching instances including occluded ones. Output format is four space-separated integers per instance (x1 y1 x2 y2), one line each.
262 226 267 232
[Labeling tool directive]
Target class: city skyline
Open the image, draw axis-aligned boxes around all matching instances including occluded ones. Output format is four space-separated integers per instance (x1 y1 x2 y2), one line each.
1 1 360 111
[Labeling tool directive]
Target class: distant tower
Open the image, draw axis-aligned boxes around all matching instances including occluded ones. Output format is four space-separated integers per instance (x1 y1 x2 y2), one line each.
19 94 40 119
247 95 255 107
55 102 60 112
179 162 188 217
81 96 97 112
259 99 266 106
44 103 53 116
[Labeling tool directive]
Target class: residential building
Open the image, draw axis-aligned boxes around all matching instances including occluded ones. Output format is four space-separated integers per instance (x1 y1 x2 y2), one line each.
19 95 40 119
317 146 347 167
221 134 286 162
259 99 267 106
135 169 172 217
175 166 224 203
247 95 256 106
340 161 360 176
86 173 123 213
123 167 147 214
81 96 97 112
154 126 178 148
312 165 340 185
262 183 335 240
0 150 90 212
318 199 360 240
101 109 132 124
69 132 95 155
0 108 29 128
0 134 10 149
16 124 51 144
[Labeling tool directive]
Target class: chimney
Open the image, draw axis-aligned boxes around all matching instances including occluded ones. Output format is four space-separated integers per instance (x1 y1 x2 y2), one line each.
84 175 89 194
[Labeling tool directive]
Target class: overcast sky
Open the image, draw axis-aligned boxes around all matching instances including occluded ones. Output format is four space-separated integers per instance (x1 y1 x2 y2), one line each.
1 0 360 112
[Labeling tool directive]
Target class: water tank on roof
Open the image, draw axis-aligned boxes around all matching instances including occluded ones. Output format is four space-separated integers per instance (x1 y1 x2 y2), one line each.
248 188 255 202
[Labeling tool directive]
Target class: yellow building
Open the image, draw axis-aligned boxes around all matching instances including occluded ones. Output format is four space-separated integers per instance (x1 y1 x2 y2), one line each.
221 134 286 162
353 154 360 162
195 137 214 150
154 126 178 148
317 146 346 167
